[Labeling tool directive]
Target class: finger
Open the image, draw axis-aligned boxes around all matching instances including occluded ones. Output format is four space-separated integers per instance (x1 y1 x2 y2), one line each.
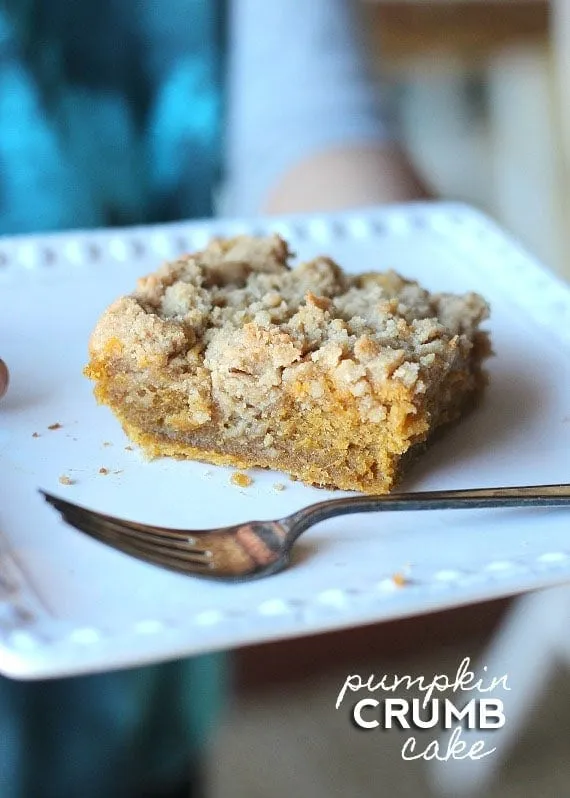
0 358 9 399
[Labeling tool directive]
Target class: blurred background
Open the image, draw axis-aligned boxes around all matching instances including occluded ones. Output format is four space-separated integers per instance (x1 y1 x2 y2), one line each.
207 2 570 796
363 0 568 280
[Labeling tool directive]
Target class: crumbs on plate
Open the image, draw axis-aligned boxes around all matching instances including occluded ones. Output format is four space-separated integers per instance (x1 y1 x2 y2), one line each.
392 572 408 588
273 482 286 492
59 475 75 486
230 472 253 488
48 422 62 431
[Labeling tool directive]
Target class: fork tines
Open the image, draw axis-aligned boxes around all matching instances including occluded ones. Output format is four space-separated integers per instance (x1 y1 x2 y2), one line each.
41 491 213 575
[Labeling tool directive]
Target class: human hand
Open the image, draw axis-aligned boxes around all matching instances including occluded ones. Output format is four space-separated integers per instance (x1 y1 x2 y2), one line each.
0 358 9 399
263 144 432 215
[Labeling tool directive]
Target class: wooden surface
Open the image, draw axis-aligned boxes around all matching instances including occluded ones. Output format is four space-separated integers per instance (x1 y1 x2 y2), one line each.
357 0 570 278
362 1 548 67
235 598 509 691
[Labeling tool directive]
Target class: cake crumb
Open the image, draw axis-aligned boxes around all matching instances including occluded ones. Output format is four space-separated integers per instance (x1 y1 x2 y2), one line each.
203 470 212 478
125 445 134 451
103 441 112 447
85 233 490 495
99 467 109 475
273 482 286 492
48 423 62 431
392 572 407 588
59 475 74 486
32 432 40 438
231 472 253 488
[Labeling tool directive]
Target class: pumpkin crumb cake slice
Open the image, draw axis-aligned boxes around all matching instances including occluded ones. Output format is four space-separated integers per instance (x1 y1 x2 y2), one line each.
85 234 491 494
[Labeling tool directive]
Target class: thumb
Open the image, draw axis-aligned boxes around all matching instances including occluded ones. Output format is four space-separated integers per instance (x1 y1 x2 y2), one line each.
0 359 9 399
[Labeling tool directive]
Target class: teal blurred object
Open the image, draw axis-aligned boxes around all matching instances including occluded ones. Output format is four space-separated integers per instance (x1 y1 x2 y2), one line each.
0 0 226 233
0 2 228 796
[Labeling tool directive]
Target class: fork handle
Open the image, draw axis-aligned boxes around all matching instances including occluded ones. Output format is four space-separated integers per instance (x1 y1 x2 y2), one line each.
286 484 570 539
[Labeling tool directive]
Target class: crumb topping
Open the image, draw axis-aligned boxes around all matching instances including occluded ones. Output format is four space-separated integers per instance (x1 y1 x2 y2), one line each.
88 234 489 435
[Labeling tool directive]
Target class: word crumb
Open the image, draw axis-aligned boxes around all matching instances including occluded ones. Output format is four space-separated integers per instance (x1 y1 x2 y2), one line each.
230 472 253 488
59 475 75 486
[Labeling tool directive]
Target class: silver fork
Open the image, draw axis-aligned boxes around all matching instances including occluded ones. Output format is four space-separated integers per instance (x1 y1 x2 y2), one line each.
41 485 570 582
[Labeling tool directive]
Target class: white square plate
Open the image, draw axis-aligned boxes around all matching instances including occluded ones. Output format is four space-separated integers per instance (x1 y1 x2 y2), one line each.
1 202 570 679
